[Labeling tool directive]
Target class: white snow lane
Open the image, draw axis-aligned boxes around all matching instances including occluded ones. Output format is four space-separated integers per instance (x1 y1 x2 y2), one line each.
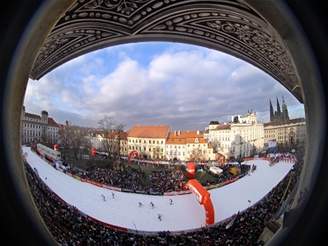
23 146 292 232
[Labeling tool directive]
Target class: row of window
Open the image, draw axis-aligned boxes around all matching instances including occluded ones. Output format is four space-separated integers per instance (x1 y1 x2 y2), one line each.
23 130 58 139
128 139 164 145
24 117 45 123
23 123 58 131
129 145 164 152
24 123 42 128
167 144 205 149
24 130 41 137
168 149 208 156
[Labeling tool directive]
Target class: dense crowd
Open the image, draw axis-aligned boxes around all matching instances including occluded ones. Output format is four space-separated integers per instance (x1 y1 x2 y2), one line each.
268 153 297 165
198 164 250 187
68 162 250 194
25 155 301 245
69 164 187 194
148 168 186 193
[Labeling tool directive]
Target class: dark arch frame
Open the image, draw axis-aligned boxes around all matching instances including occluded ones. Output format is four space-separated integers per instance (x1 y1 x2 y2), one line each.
0 0 327 245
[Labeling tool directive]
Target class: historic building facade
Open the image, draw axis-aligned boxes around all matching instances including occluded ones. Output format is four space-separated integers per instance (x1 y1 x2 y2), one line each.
270 97 290 123
205 112 264 159
127 125 170 160
165 130 216 161
21 106 59 145
265 98 306 147
264 118 306 147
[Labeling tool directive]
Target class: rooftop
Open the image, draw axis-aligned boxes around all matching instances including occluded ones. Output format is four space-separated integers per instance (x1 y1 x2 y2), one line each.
264 118 305 127
48 117 59 127
166 130 206 144
128 125 170 139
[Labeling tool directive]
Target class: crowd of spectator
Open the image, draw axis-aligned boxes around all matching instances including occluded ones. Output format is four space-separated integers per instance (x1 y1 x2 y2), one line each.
197 164 250 187
69 164 187 194
68 161 251 194
148 168 186 193
268 153 297 165
25 155 301 245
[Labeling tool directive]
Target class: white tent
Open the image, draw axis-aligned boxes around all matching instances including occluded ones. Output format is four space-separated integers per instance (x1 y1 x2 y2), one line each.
209 166 223 175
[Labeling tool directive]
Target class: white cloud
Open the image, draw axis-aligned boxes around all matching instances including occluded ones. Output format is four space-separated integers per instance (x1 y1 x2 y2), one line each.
24 43 305 129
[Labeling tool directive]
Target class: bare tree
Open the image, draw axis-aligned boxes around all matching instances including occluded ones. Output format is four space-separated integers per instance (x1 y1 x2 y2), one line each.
98 116 114 158
98 116 125 160
114 123 125 160
40 126 53 147
190 147 205 162
58 121 72 161
58 121 91 166
210 139 221 153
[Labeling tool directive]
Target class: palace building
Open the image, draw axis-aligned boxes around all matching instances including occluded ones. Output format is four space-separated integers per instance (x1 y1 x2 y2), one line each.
21 106 59 145
205 111 264 159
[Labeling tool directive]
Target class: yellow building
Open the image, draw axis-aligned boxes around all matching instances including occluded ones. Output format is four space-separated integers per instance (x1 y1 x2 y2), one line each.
264 118 306 146
127 125 169 159
165 130 216 161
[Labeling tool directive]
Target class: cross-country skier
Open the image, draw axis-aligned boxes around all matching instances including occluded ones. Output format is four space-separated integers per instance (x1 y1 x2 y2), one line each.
150 201 154 208
158 214 162 221
169 199 173 205
138 202 143 207
101 194 106 202
112 192 115 199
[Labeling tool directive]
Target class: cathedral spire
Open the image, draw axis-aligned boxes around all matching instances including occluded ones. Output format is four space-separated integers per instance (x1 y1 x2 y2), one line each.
276 97 281 121
270 99 274 122
281 96 289 121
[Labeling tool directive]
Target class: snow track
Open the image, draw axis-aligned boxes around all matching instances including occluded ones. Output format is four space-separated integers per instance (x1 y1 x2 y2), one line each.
23 146 292 232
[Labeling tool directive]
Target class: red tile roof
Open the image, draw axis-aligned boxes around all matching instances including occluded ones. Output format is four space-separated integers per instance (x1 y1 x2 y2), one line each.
215 124 231 130
166 131 206 144
48 117 59 127
107 131 128 140
128 125 170 138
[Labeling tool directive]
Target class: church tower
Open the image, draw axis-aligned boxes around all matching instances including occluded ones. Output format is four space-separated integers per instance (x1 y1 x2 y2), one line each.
270 100 274 122
276 97 282 121
269 97 290 122
281 96 289 121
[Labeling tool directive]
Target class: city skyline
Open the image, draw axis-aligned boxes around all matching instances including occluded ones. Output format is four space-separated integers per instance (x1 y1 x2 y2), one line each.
24 42 305 130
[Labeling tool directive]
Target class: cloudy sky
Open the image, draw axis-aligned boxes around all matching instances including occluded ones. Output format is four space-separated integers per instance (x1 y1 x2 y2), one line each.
24 42 305 130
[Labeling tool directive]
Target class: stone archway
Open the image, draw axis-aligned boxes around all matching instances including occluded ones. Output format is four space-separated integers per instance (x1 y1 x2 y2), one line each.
30 0 303 102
